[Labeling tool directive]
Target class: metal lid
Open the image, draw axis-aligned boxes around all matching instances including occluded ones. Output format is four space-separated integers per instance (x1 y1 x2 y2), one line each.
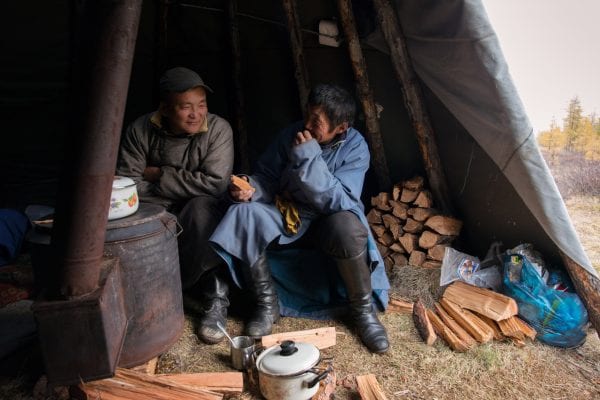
256 341 320 377
112 176 136 189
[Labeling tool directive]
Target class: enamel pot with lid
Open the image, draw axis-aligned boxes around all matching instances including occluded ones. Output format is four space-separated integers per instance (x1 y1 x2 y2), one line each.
108 176 139 220
255 340 330 400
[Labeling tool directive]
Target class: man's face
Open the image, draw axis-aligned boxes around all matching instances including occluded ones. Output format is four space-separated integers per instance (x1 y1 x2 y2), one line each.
161 87 208 135
304 106 347 144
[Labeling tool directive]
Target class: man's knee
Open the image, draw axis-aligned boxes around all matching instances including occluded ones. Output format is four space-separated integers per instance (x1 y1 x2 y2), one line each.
317 211 367 259
179 195 222 223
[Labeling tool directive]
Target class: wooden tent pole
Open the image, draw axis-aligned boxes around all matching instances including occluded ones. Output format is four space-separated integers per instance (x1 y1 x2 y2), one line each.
372 0 453 214
154 0 168 76
336 0 391 191
560 252 600 338
227 0 250 173
281 0 310 117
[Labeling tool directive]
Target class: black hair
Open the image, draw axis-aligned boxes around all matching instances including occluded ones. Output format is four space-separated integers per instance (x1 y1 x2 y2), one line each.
307 84 356 127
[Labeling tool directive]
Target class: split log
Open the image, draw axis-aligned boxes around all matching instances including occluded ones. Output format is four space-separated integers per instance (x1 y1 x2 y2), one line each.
355 374 389 400
400 188 419 203
513 316 537 340
371 224 386 238
156 372 243 394
407 207 435 222
73 368 223 400
402 176 425 191
387 298 413 314
371 192 392 211
408 250 426 267
427 310 470 352
398 233 417 254
442 281 518 321
439 298 494 343
474 313 505 341
413 190 433 208
390 252 408 266
427 245 447 262
424 215 463 236
376 232 394 247
389 242 405 253
392 183 402 201
434 303 476 349
403 218 424 234
261 327 336 349
389 223 403 240
412 300 437 345
418 230 453 249
389 200 408 219
383 256 394 271
497 317 525 340
366 208 383 225
376 242 390 258
381 213 400 229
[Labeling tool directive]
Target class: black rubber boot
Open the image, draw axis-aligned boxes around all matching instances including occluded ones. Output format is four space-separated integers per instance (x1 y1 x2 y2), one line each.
337 250 389 353
243 253 280 338
197 268 230 344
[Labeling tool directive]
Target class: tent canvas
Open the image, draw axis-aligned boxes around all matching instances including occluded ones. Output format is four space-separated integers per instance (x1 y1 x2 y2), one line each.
0 0 597 332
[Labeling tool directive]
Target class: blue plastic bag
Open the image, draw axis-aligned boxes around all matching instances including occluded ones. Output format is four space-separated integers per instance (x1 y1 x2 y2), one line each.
502 253 588 348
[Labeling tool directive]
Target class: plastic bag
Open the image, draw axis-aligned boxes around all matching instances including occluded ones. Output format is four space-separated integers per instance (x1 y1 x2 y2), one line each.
440 247 502 290
502 249 588 348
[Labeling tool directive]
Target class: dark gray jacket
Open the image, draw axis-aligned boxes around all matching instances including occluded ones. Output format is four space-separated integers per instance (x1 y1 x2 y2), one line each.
117 112 234 209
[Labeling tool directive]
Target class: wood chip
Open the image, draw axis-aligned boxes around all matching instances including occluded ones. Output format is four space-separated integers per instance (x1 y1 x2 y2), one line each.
261 327 336 349
356 374 389 400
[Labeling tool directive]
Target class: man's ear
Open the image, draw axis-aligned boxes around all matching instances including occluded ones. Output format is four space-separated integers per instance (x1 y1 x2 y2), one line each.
158 101 169 116
334 122 349 135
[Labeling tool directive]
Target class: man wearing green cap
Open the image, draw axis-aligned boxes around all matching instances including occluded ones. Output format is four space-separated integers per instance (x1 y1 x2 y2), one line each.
117 67 234 344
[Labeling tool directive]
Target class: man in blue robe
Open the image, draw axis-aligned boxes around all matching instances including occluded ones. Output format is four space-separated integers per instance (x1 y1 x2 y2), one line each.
210 84 389 353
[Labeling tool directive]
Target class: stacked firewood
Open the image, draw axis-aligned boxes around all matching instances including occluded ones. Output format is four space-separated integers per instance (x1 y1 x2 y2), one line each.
367 176 462 269
389 281 537 351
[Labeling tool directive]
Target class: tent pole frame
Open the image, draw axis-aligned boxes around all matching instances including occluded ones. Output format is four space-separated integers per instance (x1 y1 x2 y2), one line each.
561 252 600 338
227 0 250 173
372 0 453 214
336 0 391 192
282 0 311 117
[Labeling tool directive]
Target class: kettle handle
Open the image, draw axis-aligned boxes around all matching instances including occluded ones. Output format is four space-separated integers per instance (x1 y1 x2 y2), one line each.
307 365 332 388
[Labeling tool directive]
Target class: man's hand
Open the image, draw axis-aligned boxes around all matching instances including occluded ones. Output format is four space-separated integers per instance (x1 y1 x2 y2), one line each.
294 130 313 146
143 166 162 183
229 175 254 202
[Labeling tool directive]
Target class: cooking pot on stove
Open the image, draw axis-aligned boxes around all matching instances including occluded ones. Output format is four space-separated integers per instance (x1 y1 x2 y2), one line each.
109 176 139 220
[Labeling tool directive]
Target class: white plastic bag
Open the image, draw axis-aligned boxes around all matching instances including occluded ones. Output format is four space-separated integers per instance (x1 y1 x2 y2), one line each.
440 247 502 290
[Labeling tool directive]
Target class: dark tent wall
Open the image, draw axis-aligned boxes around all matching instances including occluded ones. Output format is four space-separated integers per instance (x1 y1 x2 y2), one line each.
0 0 593 275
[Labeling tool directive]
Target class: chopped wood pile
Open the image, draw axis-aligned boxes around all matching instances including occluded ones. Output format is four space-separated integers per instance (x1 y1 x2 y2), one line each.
388 281 537 351
367 176 463 269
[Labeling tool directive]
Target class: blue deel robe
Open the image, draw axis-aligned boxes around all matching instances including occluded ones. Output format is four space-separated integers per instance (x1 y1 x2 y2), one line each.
209 121 390 319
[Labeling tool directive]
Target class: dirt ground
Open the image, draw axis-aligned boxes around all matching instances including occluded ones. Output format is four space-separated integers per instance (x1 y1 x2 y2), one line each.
1 196 599 399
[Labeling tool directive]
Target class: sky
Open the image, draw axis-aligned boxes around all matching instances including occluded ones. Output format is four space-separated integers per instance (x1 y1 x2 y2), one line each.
482 0 600 134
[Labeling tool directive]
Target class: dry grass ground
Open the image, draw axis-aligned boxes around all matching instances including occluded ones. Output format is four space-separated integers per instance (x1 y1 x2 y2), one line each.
1 197 599 399
155 195 600 399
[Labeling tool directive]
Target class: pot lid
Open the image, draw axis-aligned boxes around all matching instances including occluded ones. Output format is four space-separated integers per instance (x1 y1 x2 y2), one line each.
256 341 320 376
113 176 136 189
